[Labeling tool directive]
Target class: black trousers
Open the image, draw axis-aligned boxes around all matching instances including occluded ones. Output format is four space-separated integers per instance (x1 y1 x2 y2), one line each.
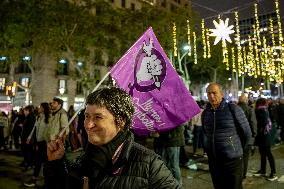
179 146 189 164
34 141 47 177
242 146 250 178
0 127 5 148
258 145 276 174
22 142 34 167
208 156 243 189
192 126 205 153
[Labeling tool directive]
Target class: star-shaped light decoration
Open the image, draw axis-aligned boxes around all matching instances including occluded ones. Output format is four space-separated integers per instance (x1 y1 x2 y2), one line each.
209 18 235 45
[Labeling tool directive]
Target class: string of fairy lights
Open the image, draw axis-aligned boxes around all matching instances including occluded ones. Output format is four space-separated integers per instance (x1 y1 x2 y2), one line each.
171 0 284 84
201 19 207 59
193 31 197 65
172 22 178 57
234 11 243 76
186 20 192 57
206 28 211 58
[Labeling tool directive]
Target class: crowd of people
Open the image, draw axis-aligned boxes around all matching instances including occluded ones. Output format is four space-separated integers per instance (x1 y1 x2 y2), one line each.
0 83 283 189
0 97 85 187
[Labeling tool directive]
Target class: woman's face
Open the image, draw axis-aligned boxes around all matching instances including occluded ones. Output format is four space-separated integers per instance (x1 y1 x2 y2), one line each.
84 104 121 146
38 106 44 113
23 109 29 117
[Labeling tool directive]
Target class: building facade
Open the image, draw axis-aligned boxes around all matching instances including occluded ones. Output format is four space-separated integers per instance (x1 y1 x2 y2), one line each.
0 0 192 112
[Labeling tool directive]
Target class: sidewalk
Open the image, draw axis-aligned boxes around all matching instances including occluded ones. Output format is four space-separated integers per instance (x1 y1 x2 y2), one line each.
181 143 284 189
0 143 284 189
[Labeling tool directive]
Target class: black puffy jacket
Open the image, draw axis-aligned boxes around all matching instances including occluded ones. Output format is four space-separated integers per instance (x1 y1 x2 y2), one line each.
44 133 181 189
202 100 251 160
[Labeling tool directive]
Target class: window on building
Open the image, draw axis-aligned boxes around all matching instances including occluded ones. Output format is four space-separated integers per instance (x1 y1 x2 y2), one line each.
58 79 67 95
170 4 177 12
57 59 69 75
0 78 5 91
0 61 9 73
131 3 135 11
20 77 30 87
59 79 66 88
161 0 166 7
96 5 101 15
76 81 83 94
16 62 31 73
121 0 125 8
17 77 30 92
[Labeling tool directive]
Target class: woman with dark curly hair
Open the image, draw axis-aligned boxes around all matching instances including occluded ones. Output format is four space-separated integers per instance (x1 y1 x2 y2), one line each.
44 87 181 189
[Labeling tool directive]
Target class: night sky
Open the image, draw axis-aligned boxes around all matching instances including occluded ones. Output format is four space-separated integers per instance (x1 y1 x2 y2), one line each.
191 0 284 26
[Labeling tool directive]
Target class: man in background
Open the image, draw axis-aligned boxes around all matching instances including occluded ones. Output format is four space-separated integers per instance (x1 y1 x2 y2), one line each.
202 83 251 189
238 94 257 181
47 97 69 141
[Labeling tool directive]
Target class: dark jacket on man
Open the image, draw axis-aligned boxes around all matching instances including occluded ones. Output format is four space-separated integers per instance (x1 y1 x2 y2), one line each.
202 99 252 160
238 102 257 145
44 131 181 189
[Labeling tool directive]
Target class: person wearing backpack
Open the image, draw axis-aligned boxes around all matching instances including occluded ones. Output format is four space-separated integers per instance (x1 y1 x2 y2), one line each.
202 83 251 189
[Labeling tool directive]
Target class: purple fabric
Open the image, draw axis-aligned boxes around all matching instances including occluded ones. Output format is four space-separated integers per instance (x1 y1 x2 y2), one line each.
110 27 200 135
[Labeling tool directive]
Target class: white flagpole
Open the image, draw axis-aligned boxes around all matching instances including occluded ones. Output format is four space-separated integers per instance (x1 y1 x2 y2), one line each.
59 71 111 137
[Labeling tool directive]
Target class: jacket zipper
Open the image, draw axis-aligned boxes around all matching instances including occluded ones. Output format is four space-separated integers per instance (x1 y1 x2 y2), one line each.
213 111 216 158
229 136 236 151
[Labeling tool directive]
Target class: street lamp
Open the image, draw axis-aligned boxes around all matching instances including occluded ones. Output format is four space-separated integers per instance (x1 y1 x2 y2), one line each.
178 45 191 80
169 45 191 89
77 61 83 67
23 56 31 61
183 45 190 51
0 56 7 61
59 59 67 64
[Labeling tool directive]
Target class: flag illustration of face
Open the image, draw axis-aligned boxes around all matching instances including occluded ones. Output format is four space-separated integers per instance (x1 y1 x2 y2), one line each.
110 27 200 135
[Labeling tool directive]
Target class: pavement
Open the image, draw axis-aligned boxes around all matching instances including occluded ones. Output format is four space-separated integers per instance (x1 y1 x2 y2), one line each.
0 142 284 189
181 143 284 189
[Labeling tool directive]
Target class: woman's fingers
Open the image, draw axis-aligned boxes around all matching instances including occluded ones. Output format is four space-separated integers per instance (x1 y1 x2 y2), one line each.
57 137 65 150
48 140 58 152
48 136 65 151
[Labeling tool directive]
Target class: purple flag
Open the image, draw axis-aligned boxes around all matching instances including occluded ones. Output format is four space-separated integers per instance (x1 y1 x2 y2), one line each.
110 27 200 135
